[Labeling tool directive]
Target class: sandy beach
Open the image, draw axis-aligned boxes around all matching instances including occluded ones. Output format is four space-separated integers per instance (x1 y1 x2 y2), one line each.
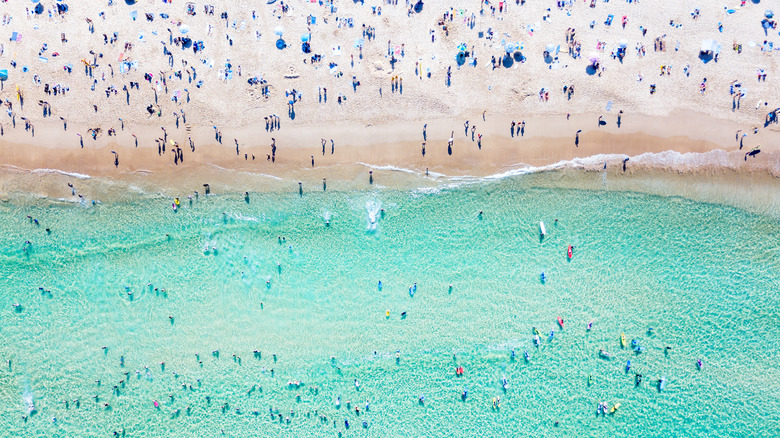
5 3 780 436
0 0 778 194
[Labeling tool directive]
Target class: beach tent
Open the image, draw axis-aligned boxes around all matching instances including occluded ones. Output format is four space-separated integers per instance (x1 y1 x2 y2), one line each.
700 39 721 54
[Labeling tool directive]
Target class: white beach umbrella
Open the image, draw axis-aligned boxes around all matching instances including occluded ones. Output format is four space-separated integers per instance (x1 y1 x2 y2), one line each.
274 26 284 36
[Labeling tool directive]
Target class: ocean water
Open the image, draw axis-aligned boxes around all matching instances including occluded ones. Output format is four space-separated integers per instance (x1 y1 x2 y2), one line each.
1 174 779 437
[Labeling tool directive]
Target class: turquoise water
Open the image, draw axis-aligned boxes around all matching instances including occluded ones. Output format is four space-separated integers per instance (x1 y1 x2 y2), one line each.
1 176 779 437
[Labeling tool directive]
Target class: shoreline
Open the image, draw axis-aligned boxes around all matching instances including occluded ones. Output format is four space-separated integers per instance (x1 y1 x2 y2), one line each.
1 110 778 217
0 109 778 178
1 145 778 220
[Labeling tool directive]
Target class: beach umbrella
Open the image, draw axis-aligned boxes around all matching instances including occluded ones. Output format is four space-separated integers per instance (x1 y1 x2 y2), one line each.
700 39 721 54
301 33 310 42
274 26 284 36
456 43 467 52
276 38 286 49
504 42 517 53
179 25 190 34
588 52 600 63
31 0 40 3
766 10 774 18
125 0 136 4
618 40 628 49
0 70 8 81
545 43 558 55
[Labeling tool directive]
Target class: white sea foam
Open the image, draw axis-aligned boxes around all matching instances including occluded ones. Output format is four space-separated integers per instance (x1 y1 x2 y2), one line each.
206 163 284 180
31 168 93 179
419 150 770 193
365 199 381 232
356 162 421 175
0 165 93 179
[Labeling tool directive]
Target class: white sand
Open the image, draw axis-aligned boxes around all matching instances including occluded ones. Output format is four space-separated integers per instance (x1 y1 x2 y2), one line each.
0 0 777 184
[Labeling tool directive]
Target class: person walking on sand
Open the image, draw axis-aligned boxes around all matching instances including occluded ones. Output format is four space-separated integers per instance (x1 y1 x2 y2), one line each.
575 130 581 147
311 156 315 167
421 142 426 157
464 121 469 136
331 139 335 155
448 131 454 155
321 138 326 156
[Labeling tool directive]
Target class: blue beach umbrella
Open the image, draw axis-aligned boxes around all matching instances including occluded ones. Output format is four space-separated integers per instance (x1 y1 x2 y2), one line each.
34 3 44 13
301 33 310 42
276 38 286 49
0 70 8 81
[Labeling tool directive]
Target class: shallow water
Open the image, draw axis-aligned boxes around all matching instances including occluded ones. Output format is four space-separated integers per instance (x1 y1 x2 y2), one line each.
1 174 779 437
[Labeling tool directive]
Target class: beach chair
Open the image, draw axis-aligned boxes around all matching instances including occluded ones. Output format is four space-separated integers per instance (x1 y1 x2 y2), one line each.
605 15 614 26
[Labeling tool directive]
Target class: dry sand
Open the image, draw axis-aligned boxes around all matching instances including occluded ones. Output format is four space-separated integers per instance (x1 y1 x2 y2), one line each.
0 0 778 196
